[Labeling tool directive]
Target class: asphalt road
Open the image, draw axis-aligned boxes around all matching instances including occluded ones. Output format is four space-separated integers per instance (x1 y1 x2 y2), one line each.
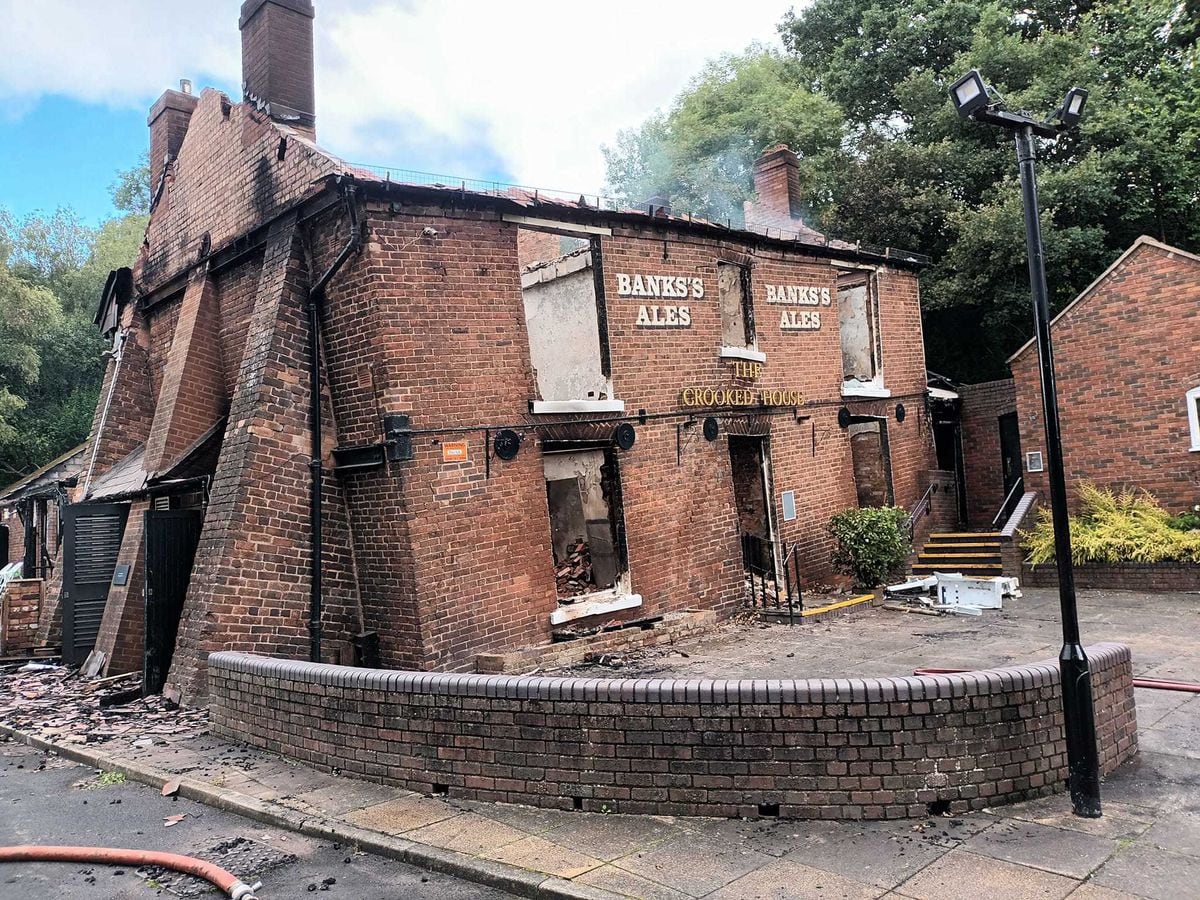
0 742 515 900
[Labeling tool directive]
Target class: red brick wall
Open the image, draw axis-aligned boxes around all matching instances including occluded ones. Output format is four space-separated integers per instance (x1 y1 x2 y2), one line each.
1012 240 1200 512
0 579 42 653
960 379 1017 529
316 202 933 671
3 511 22 569
138 88 337 294
92 499 149 674
165 216 361 703
209 642 1137 820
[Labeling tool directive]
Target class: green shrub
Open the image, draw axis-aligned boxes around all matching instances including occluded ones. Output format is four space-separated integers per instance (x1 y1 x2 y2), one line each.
1167 507 1200 532
1022 483 1200 566
829 506 911 588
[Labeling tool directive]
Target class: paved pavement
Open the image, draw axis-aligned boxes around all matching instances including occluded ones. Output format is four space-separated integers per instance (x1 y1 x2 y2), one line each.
0 742 515 899
544 587 1200 683
2 588 1198 899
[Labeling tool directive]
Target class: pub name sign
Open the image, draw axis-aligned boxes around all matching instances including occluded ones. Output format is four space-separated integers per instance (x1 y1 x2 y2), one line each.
615 272 830 332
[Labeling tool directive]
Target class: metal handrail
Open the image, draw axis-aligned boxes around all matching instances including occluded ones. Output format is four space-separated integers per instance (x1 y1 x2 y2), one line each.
992 477 1025 529
741 534 803 624
905 484 936 540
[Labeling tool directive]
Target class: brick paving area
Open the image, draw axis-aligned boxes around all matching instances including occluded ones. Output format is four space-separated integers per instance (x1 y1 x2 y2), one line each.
2 587 1197 898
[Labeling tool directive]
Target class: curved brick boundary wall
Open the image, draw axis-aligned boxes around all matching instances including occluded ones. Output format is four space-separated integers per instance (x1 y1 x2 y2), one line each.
208 644 1137 820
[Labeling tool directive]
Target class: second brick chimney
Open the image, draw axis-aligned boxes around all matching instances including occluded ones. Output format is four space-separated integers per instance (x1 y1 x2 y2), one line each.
148 85 199 191
239 0 316 138
743 144 820 238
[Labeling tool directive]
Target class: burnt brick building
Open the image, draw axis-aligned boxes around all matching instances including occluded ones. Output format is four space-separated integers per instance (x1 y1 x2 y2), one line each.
41 0 938 702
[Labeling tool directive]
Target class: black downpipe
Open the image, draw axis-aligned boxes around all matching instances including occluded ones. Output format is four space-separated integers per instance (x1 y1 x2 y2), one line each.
307 186 362 663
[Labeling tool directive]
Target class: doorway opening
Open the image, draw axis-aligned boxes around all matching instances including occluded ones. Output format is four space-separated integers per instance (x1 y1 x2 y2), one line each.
997 412 1023 524
143 507 203 695
849 418 894 508
729 435 776 574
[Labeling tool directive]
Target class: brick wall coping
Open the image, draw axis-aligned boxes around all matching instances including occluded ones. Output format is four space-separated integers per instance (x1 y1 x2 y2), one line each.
209 643 1130 705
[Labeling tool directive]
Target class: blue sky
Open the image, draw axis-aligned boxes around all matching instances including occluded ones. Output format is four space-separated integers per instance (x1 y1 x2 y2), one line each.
0 0 792 226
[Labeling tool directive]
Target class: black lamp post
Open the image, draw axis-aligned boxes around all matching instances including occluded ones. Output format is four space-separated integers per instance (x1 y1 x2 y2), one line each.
949 70 1102 818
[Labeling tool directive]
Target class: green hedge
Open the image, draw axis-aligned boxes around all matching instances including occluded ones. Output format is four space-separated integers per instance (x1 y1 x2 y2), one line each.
829 506 910 588
1023 483 1200 566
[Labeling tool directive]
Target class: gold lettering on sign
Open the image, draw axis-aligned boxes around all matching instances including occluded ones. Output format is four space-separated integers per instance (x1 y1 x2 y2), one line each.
680 387 803 407
732 361 762 380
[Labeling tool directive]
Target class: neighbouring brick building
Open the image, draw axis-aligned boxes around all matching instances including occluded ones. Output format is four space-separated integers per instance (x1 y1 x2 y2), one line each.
1010 237 1200 514
42 0 940 702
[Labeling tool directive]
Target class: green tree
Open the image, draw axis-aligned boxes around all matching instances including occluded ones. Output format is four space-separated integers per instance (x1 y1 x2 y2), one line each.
0 156 149 482
605 0 1200 381
603 49 843 223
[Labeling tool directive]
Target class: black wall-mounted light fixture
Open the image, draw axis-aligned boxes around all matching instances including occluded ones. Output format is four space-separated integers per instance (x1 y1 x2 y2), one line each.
896 403 907 423
613 423 637 451
493 429 521 460
702 417 720 441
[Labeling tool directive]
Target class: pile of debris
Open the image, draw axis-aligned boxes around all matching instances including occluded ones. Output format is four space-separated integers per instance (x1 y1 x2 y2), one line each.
0 662 207 746
554 539 594 598
882 573 1022 617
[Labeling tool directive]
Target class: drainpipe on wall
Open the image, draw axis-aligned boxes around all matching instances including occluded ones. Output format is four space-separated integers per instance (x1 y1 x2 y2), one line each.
305 185 363 663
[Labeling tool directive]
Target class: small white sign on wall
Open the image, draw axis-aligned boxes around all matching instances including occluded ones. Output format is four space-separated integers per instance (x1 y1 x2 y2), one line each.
1026 451 1045 473
781 490 797 521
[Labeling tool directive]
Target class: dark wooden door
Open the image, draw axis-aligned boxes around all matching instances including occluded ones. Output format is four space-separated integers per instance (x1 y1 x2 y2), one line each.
143 509 202 695
62 503 128 666
999 413 1023 498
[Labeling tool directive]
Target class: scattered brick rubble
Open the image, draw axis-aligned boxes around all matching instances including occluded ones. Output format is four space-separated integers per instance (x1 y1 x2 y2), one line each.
0 663 206 745
553 539 594 597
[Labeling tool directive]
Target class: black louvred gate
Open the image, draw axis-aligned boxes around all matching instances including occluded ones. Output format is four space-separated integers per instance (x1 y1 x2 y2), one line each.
62 503 128 666
143 508 202 695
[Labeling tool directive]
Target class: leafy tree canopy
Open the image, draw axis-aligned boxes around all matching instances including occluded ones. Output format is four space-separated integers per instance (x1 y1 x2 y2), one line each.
0 156 148 484
604 0 1200 380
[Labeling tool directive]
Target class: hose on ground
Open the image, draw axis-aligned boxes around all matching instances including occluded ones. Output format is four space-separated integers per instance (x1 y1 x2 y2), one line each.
0 845 261 899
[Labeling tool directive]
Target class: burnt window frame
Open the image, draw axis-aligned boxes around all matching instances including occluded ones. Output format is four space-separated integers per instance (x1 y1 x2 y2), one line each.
717 258 757 350
837 269 884 388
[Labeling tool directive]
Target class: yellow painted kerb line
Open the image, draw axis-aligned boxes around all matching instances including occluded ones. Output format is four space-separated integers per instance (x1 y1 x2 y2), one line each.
800 594 874 617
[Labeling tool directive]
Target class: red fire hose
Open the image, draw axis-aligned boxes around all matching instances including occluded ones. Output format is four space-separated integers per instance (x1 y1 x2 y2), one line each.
0 845 260 898
913 666 1200 693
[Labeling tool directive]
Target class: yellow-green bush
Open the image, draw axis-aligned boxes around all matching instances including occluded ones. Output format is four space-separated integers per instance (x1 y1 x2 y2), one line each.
1023 483 1200 566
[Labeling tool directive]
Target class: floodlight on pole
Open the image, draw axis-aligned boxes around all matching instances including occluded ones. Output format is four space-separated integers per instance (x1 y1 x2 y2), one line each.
1057 87 1089 127
949 69 989 119
947 71 1103 819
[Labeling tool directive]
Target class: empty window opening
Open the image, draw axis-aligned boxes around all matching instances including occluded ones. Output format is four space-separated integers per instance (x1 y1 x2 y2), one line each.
719 262 755 349
1188 385 1200 451
849 419 894 507
729 435 776 574
839 273 882 389
520 228 611 403
544 448 626 600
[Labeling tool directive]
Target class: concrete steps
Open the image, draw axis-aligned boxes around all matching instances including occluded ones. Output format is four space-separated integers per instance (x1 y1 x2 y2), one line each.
912 532 1003 577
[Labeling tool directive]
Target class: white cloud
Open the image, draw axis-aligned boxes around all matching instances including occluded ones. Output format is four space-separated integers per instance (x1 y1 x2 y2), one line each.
0 0 797 193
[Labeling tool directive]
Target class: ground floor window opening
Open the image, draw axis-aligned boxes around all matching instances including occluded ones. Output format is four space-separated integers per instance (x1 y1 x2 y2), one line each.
543 447 627 603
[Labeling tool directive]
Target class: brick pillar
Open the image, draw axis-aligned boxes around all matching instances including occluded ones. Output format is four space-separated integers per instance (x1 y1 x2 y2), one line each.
91 499 150 675
143 271 228 475
165 215 359 703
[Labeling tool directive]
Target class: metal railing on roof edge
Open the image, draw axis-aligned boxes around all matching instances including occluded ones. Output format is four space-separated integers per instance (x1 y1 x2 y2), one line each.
346 163 931 266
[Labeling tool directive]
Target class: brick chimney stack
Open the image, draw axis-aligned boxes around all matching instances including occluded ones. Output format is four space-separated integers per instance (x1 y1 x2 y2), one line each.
239 0 316 138
743 144 820 237
147 85 199 192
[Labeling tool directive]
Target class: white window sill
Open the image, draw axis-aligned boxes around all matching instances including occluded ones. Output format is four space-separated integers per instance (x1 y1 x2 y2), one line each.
842 383 891 399
719 346 767 363
530 399 625 414
549 592 642 625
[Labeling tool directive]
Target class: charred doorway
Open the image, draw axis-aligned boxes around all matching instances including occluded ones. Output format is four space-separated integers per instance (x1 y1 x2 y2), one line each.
143 507 202 695
62 503 129 666
849 419 894 508
998 412 1023 523
729 435 775 573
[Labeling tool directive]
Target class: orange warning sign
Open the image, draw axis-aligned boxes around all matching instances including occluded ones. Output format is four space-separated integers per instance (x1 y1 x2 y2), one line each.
442 441 469 463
